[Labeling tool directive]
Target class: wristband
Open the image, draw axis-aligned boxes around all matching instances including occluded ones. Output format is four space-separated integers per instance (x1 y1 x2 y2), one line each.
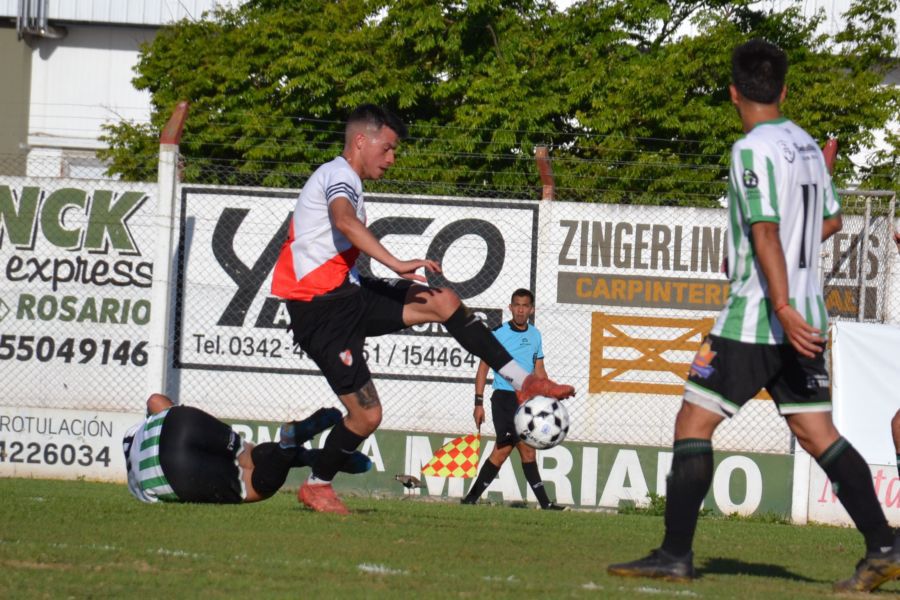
774 303 789 314
474 394 484 406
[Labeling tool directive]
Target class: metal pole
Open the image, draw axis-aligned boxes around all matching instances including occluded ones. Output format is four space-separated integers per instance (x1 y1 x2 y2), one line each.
879 193 898 322
535 146 555 201
145 102 189 399
856 197 872 321
16 0 26 39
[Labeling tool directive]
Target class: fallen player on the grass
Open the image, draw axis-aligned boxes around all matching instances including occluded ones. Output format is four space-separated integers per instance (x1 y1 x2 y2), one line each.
122 393 370 504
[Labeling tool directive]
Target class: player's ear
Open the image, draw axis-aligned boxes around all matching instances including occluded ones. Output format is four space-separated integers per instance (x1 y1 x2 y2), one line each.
778 85 787 104
728 84 740 106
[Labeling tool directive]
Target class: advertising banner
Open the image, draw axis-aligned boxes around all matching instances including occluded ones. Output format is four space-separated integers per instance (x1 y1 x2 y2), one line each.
831 321 900 465
0 179 156 409
173 189 538 432
0 404 793 519
534 202 789 452
0 406 139 481
233 419 793 517
807 461 900 527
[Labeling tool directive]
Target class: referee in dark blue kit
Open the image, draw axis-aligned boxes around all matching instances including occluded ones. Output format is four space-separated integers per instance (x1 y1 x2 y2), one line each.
461 288 566 510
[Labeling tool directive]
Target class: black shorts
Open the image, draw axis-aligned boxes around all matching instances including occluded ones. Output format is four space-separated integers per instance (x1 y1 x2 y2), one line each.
684 334 831 418
490 390 520 448
286 277 413 395
159 406 245 503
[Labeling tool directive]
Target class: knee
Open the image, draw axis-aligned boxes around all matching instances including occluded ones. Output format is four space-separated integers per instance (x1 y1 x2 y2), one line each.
673 401 721 440
518 445 536 463
490 445 513 463
433 288 462 320
791 425 837 458
350 407 382 436
892 410 900 430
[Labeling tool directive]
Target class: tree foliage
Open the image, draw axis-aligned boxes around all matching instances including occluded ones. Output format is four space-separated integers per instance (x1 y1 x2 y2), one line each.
99 0 900 205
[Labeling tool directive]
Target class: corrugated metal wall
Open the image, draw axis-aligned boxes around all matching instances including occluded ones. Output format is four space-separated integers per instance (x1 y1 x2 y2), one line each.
0 0 245 26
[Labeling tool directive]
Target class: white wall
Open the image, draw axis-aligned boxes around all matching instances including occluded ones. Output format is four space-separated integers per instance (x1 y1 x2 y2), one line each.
27 25 154 150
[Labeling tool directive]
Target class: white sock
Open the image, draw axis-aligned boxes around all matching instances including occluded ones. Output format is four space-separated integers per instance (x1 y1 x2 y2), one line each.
498 360 529 390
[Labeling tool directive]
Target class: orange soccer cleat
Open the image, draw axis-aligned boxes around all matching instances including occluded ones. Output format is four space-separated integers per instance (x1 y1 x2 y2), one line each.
298 482 350 515
517 374 575 405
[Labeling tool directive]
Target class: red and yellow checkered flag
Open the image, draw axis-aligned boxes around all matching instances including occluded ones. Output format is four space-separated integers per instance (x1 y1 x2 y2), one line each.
421 433 480 478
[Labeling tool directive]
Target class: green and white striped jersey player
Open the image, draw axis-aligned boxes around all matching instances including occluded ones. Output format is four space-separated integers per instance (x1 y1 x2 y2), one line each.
609 40 898 592
122 408 177 502
715 117 840 344
684 115 843 419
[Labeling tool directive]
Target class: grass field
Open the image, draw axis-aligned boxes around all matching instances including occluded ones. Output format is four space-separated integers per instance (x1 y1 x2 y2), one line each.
1 478 897 599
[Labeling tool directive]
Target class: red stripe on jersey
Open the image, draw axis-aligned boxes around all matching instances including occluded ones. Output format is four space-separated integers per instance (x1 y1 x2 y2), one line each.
271 224 360 300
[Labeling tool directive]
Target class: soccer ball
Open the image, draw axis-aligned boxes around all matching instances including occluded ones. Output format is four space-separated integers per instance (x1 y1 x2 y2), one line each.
514 395 570 450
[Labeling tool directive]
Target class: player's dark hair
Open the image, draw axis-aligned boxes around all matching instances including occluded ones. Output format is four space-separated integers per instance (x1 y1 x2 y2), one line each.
346 104 408 140
731 39 787 104
511 288 534 304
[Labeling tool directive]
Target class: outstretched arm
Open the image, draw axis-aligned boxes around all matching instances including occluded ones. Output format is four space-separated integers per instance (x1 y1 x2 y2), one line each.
330 197 441 281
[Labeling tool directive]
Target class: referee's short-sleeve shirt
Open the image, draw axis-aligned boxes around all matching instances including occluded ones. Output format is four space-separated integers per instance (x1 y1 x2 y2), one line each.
490 321 543 392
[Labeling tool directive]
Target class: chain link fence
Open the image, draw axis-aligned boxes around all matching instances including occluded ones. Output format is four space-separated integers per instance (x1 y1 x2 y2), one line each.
2 150 897 457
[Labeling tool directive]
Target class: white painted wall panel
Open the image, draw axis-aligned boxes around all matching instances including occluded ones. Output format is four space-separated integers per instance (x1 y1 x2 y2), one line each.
28 25 154 149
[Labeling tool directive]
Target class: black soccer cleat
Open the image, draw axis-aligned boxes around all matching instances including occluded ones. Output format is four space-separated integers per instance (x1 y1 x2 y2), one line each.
541 502 569 511
607 548 695 583
833 537 900 593
460 497 478 505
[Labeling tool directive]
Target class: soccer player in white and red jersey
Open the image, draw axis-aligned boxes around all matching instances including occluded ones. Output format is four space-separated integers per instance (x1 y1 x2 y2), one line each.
271 105 574 515
608 40 899 592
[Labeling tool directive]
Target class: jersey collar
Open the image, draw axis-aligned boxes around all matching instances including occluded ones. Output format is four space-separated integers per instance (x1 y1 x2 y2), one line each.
508 320 530 332
752 116 789 130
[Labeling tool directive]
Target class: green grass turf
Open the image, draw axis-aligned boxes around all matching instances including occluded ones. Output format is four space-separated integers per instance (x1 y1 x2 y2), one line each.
0 477 897 598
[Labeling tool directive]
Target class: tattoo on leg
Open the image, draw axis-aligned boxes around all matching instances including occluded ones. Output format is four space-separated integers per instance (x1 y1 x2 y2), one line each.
354 381 380 409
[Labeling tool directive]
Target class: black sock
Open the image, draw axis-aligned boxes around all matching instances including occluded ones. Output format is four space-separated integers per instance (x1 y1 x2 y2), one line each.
293 447 314 468
661 438 713 557
817 437 893 553
310 421 366 482
250 442 294 498
522 461 552 508
443 305 513 371
463 459 501 502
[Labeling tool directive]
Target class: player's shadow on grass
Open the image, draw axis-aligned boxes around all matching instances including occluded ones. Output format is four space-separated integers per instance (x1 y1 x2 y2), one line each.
700 557 822 583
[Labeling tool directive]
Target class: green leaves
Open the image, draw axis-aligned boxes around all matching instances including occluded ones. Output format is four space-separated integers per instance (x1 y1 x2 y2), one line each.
101 0 899 203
